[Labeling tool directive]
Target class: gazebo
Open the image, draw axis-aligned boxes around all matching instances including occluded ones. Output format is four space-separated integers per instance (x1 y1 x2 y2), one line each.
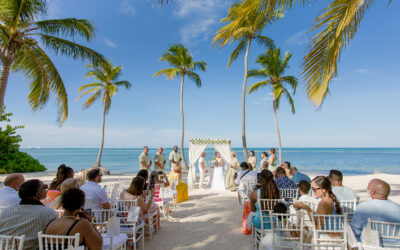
187 138 231 189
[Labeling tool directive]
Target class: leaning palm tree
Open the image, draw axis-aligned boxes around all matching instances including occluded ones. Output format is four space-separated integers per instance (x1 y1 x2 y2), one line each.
153 44 207 172
248 48 298 164
76 60 131 168
213 1 282 161
0 0 104 124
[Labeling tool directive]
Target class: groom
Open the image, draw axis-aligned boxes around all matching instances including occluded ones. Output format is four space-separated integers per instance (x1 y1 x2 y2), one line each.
198 152 208 189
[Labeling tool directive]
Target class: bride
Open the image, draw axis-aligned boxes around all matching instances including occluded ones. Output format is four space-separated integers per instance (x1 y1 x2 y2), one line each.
211 152 225 190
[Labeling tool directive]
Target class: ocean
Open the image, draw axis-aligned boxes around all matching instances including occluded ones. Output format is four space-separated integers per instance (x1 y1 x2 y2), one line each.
20 148 400 175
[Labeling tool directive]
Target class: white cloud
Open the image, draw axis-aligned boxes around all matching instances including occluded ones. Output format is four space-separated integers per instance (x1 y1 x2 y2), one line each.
46 0 62 18
119 0 136 16
103 37 118 48
173 0 230 44
285 30 309 46
253 93 273 105
355 69 369 74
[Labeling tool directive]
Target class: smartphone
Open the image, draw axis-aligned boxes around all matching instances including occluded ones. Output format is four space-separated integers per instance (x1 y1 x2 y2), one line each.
234 172 238 179
157 171 164 175
86 208 92 216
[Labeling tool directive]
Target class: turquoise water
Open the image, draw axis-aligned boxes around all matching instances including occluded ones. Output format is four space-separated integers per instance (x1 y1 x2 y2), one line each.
20 148 400 175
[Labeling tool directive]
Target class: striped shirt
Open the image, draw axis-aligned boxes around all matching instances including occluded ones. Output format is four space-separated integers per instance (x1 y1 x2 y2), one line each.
0 203 57 249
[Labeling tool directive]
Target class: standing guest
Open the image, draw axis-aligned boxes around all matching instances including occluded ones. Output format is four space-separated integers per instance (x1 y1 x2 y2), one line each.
329 170 359 201
169 145 182 170
274 167 297 189
247 150 257 170
80 168 110 210
139 146 152 173
0 173 24 207
259 152 269 171
351 179 400 244
45 164 74 205
154 147 166 172
268 148 277 172
168 165 189 203
0 179 57 249
45 188 102 250
290 166 311 184
225 152 239 191
50 178 79 210
198 152 208 189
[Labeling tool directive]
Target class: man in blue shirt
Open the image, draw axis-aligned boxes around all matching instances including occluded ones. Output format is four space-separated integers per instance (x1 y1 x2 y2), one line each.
351 179 400 246
290 167 311 184
274 167 297 189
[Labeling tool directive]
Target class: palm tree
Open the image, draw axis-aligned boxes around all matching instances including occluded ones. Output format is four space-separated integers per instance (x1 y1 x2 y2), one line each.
0 0 104 124
248 48 298 164
75 60 131 168
213 1 282 161
153 44 207 172
246 0 392 106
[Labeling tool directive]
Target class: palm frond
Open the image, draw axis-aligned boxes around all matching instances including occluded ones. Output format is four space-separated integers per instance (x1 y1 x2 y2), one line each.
255 35 274 49
84 68 107 82
114 80 132 89
193 61 207 72
227 38 247 68
77 82 103 92
153 68 181 80
282 76 298 94
280 50 292 73
75 86 102 102
283 87 296 113
248 69 267 78
186 71 202 88
35 18 95 41
82 91 101 110
1 0 47 22
248 80 271 94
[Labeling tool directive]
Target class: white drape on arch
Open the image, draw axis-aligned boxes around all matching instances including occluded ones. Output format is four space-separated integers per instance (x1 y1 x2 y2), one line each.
213 144 232 167
188 142 208 189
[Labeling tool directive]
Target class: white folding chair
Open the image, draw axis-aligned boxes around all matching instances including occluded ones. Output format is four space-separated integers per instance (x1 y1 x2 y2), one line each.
118 177 132 188
38 231 81 250
338 199 357 222
142 195 159 240
102 234 128 250
295 242 346 249
280 188 299 204
365 219 400 249
91 208 116 233
117 200 144 250
270 213 305 249
0 235 25 250
310 213 348 247
154 184 170 219
238 179 257 205
104 184 121 205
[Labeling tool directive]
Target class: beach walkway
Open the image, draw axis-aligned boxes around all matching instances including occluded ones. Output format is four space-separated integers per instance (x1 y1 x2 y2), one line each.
145 189 252 250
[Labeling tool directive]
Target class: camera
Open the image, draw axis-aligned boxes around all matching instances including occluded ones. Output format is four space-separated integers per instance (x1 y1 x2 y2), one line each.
150 175 156 189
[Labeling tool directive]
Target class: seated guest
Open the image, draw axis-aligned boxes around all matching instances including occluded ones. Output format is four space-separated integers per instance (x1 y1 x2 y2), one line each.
80 168 110 210
249 170 281 230
0 173 24 207
274 167 297 189
260 160 269 172
153 171 172 213
168 165 189 203
290 167 311 184
351 179 400 245
120 176 155 214
328 170 359 201
0 179 57 249
51 178 79 210
234 162 258 203
45 164 74 205
297 180 318 203
45 188 102 249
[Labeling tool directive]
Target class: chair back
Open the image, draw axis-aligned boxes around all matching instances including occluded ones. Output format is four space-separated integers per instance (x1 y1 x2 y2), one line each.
280 189 299 203
0 235 25 250
311 213 348 246
238 179 257 204
271 213 304 248
339 199 357 221
91 208 116 233
55 210 64 218
295 242 346 249
38 231 80 250
368 219 400 248
258 199 285 232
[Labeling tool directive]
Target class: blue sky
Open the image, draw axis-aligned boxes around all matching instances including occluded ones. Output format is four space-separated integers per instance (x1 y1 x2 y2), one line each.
4 0 400 148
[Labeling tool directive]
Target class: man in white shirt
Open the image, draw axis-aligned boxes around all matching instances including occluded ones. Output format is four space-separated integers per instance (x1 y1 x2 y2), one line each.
154 147 166 172
329 170 359 201
139 146 152 173
234 162 258 203
80 168 111 210
0 173 24 207
198 152 208 189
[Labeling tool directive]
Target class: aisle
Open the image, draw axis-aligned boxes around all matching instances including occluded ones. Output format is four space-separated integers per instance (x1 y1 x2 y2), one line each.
145 189 252 250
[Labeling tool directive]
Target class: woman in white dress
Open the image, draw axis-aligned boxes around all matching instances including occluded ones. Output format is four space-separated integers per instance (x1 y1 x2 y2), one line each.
211 152 225 190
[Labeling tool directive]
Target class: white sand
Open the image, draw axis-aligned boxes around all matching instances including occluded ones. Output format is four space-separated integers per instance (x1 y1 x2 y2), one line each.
1 172 399 249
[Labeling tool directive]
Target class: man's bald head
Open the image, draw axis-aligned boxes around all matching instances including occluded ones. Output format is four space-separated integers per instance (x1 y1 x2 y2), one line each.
4 174 25 191
368 178 391 200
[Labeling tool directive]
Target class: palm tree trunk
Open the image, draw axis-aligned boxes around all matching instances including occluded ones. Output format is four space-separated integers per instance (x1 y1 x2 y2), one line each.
242 38 252 161
94 101 107 167
0 60 12 116
273 98 282 164
180 75 188 172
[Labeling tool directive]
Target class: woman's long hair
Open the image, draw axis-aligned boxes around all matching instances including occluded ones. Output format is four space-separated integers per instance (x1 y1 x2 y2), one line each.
313 176 342 214
259 170 280 210
49 164 74 190
127 176 145 196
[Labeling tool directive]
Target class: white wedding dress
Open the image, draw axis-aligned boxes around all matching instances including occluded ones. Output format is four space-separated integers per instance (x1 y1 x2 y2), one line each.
211 158 225 190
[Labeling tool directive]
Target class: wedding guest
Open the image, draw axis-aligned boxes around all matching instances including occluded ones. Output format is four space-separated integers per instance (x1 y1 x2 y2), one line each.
247 150 257 170
260 161 269 172
234 162 258 203
168 165 188 203
169 145 182 170
80 168 110 210
154 147 166 172
274 167 297 189
0 173 24 207
278 161 291 177
225 152 239 191
152 171 171 214
290 167 311 184
0 179 57 249
198 152 208 189
45 188 102 249
120 176 155 213
51 178 79 210
297 180 318 203
45 164 74 205
268 148 277 172
329 170 359 201
259 152 268 171
139 146 152 173
351 179 400 245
